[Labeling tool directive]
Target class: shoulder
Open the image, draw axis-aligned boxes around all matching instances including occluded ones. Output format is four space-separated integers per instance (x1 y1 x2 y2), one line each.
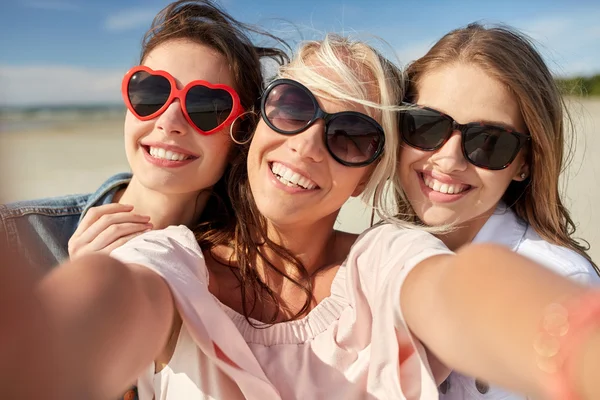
348 223 453 278
0 173 132 220
517 227 599 284
356 223 451 258
110 225 207 280
0 194 91 219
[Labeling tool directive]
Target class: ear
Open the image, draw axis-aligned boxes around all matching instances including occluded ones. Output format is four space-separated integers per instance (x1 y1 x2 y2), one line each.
512 162 530 182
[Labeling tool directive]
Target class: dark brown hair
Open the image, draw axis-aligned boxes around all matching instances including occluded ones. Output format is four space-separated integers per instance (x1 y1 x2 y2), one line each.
140 0 289 112
400 23 598 274
139 0 290 244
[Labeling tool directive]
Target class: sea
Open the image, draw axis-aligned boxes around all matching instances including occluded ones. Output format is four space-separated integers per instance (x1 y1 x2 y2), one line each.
0 104 125 133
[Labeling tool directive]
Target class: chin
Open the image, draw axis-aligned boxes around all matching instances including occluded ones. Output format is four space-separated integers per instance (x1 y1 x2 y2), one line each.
138 175 198 195
419 207 462 227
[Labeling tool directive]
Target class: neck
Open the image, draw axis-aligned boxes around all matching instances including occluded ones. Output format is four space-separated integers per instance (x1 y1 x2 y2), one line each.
262 212 340 279
436 207 496 251
117 176 211 229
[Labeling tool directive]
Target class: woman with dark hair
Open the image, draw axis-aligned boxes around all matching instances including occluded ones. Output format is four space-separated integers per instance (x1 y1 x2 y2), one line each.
0 0 289 274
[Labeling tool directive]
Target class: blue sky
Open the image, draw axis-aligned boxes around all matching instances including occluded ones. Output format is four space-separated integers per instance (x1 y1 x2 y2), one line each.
1 0 600 106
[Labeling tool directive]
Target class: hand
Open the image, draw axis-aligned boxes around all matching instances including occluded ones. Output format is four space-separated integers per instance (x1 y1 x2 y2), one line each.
68 204 152 259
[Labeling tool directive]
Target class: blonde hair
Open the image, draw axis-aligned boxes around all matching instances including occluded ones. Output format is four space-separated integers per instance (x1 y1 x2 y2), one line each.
399 23 598 273
279 34 424 229
198 34 423 325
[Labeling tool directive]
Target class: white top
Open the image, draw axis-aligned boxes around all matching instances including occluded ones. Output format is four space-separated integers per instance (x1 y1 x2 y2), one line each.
440 202 600 400
110 223 453 400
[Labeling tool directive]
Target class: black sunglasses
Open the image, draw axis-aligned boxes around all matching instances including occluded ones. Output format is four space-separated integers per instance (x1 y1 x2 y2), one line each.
260 79 385 167
399 103 530 170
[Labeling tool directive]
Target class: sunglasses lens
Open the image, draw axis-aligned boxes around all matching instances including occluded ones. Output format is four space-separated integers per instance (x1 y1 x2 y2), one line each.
264 83 316 133
401 108 452 150
186 86 234 132
127 71 171 117
464 127 521 169
326 115 384 165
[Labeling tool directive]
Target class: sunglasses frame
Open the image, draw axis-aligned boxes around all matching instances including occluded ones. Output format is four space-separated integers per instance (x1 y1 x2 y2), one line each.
400 102 531 170
121 65 244 135
260 79 385 167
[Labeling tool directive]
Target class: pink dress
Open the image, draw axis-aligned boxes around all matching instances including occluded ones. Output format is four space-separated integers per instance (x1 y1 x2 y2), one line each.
111 224 452 400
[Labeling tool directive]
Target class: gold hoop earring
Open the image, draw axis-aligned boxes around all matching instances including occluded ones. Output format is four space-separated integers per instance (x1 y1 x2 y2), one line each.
229 111 256 145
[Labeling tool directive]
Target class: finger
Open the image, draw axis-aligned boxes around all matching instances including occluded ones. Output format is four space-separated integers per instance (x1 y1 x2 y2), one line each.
75 212 151 246
72 203 135 237
84 222 153 253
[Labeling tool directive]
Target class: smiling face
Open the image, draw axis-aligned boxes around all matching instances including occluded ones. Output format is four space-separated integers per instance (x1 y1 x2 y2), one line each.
398 63 529 240
123 39 235 196
247 70 375 229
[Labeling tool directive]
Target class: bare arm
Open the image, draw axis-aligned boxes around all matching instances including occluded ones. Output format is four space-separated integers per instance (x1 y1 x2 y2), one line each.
401 243 600 399
37 254 174 399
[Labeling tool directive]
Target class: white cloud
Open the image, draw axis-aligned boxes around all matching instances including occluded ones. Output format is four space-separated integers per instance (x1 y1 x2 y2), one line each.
23 1 79 11
104 8 159 32
0 65 124 106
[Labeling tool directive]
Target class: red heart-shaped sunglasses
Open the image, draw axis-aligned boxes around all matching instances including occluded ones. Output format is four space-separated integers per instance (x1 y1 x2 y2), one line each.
121 66 244 135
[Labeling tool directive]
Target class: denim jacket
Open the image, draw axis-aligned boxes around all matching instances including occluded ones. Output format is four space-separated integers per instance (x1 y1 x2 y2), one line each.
0 172 132 274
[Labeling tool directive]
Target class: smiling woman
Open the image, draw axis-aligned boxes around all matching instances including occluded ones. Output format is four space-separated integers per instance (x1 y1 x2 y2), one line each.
395 22 600 400
0 0 289 273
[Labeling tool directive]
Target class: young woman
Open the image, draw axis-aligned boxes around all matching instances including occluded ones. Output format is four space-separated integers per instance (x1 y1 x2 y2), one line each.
396 23 600 399
34 33 600 400
0 0 288 274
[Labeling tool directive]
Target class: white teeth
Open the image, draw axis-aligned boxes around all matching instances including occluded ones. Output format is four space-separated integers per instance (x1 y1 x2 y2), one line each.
270 162 317 190
148 146 190 161
423 174 468 195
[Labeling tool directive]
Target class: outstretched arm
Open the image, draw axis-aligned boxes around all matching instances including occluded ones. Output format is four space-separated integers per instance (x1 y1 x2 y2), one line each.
37 254 174 399
402 243 600 399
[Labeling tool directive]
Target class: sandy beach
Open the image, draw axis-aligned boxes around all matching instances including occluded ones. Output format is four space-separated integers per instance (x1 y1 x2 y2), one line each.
1 99 599 262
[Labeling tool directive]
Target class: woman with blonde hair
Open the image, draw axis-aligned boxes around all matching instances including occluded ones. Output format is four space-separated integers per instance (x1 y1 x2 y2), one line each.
33 32 600 400
396 23 600 399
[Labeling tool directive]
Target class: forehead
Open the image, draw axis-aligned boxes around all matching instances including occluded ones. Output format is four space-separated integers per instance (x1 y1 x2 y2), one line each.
143 39 235 88
415 63 526 132
288 55 377 114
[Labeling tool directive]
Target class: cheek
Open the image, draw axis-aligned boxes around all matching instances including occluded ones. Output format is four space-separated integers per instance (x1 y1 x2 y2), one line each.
204 132 233 166
477 168 515 194
248 123 283 162
399 146 428 177
331 163 366 195
124 112 152 141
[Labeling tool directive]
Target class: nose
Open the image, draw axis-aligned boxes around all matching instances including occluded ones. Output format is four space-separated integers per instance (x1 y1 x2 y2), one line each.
286 120 326 163
429 130 468 173
154 99 190 136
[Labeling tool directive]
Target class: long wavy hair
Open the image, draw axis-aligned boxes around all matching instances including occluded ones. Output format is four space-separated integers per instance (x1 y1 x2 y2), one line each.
139 0 291 234
196 34 407 324
398 23 598 274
